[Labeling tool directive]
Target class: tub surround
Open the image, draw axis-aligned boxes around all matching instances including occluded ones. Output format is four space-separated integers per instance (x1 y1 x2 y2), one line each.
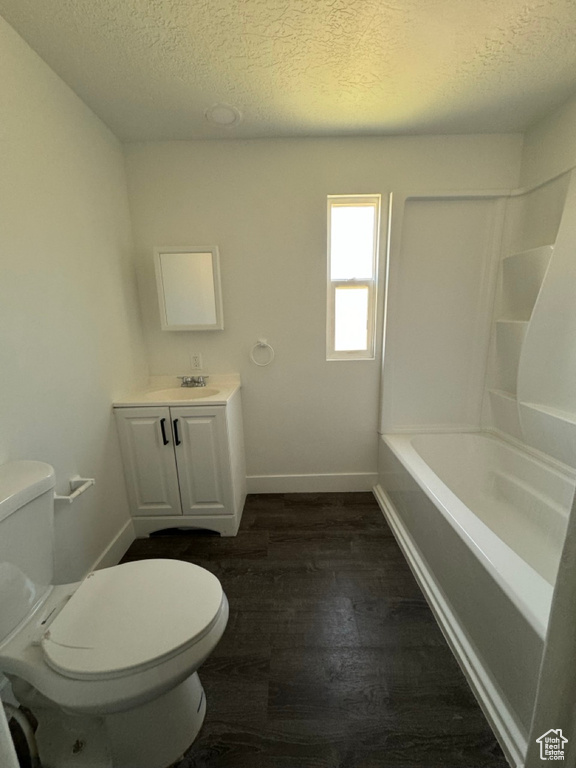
405 433 572 591
376 430 576 766
377 159 576 767
376 431 576 760
375 433 566 766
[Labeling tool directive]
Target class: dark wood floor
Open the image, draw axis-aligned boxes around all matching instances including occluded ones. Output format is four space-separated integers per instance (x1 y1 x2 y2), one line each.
121 493 509 768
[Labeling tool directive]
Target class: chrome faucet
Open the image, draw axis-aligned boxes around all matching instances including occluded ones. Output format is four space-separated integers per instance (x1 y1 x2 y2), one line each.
178 375 208 388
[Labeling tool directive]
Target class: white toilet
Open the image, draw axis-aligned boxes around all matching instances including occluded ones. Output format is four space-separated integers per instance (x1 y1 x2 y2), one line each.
0 460 229 768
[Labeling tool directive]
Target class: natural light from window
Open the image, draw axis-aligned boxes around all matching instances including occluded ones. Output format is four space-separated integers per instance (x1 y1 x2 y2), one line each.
330 206 375 280
327 195 380 360
334 286 370 351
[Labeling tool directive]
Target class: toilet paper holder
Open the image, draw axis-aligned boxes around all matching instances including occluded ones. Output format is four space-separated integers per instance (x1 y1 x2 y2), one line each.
54 476 96 504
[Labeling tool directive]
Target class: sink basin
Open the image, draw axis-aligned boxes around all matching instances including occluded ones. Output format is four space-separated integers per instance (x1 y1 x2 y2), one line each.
144 387 220 401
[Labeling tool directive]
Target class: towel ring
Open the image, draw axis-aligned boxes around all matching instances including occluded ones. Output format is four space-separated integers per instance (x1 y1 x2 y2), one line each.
250 339 275 367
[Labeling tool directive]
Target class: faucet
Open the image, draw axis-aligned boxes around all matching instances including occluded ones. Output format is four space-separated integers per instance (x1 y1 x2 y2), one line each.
178 375 208 388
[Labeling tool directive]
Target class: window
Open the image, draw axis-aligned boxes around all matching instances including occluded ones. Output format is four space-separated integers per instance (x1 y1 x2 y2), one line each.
327 194 380 360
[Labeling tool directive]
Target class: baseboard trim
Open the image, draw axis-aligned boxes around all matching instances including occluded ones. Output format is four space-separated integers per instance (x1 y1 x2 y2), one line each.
246 472 378 494
373 483 526 768
88 519 135 574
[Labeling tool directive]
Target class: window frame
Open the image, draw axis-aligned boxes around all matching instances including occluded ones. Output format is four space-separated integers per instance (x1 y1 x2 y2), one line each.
326 194 381 361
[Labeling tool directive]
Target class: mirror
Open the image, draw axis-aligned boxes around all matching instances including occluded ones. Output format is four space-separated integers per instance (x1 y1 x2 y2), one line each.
154 246 224 331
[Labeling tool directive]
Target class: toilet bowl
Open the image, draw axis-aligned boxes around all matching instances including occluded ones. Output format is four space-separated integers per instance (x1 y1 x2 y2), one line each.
0 461 228 768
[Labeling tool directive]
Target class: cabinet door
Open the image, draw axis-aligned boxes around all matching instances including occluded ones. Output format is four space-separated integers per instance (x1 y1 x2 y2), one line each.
172 406 233 516
115 407 182 516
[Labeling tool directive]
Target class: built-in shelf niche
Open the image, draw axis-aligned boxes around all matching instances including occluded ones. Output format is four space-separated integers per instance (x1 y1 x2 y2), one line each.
487 245 553 439
491 246 552 402
519 401 576 469
495 320 528 395
481 171 573 461
515 172 576 467
500 246 553 321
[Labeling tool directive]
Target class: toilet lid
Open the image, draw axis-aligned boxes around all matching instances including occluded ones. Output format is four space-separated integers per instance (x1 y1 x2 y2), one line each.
41 559 224 680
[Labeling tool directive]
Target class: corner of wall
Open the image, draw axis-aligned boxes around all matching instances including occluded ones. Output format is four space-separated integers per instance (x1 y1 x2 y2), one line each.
520 94 576 189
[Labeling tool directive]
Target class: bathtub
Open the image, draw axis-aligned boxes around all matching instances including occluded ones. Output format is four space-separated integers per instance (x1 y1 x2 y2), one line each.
374 431 575 768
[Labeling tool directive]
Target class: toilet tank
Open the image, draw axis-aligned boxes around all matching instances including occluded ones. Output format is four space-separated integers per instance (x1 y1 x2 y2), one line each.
0 461 56 642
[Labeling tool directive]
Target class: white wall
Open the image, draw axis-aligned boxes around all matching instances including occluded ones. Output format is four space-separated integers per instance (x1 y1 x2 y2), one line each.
0 18 147 581
521 93 576 188
125 136 521 489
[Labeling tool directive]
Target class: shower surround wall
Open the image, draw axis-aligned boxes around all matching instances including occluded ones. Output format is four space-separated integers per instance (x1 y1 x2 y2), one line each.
377 93 576 768
379 193 507 434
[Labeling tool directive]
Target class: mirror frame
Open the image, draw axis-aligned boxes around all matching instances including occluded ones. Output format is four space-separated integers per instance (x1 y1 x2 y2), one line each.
154 245 224 331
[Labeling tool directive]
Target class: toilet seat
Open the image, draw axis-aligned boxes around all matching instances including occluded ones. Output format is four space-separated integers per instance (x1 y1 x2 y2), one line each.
41 559 223 681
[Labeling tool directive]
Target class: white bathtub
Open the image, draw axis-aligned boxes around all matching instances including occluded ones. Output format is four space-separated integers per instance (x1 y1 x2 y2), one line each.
374 431 575 767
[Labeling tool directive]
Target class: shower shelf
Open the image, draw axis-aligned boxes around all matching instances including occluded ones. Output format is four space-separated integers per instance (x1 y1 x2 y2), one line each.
502 245 554 262
518 401 576 469
495 321 528 395
501 245 553 321
521 401 576 426
489 389 522 440
488 244 554 437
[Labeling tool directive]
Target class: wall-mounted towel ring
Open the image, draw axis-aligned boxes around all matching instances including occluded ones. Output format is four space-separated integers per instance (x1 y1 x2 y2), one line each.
250 339 275 367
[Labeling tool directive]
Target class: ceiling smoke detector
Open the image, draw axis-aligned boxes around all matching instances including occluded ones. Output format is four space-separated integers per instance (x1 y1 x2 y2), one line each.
205 103 242 127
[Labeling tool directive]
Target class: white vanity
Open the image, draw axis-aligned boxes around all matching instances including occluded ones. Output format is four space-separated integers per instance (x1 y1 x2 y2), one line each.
114 376 246 536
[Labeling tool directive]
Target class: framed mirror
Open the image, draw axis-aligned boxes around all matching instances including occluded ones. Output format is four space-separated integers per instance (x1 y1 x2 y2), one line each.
154 246 224 331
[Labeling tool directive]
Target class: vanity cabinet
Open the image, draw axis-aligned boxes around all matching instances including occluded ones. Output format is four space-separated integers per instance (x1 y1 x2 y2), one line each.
114 392 246 537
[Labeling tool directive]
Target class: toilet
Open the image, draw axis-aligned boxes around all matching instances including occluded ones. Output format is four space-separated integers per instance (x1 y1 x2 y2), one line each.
0 461 228 768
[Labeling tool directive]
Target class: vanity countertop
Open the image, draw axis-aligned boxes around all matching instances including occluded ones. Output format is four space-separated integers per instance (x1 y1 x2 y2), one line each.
113 374 241 407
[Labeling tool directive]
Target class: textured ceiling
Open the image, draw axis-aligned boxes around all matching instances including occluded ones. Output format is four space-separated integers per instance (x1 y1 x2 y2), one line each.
1 0 576 140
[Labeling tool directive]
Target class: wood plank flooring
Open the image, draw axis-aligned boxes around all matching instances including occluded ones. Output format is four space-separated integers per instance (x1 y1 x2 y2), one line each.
121 493 509 768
